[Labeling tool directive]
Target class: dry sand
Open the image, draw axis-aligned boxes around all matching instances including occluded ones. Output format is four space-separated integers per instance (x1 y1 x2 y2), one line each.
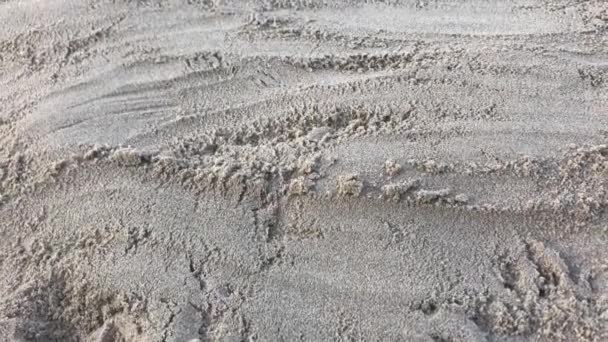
1 0 608 341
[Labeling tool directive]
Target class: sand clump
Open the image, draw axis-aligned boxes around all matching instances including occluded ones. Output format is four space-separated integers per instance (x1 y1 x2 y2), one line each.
336 174 364 197
415 188 452 204
381 178 419 201
287 176 313 196
384 158 402 177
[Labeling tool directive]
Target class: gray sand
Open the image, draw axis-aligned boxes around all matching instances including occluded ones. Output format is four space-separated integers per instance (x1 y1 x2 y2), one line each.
1 0 608 341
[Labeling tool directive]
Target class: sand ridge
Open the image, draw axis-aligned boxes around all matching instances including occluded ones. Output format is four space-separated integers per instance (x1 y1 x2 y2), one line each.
1 0 608 341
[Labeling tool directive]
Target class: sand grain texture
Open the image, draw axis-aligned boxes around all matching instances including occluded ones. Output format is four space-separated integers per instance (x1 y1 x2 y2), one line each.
1 0 608 341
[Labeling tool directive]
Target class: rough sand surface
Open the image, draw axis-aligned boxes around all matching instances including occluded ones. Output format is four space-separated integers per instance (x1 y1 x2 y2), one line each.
1 0 608 341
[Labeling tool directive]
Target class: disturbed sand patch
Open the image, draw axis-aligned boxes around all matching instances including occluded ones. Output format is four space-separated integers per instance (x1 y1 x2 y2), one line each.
1 0 608 341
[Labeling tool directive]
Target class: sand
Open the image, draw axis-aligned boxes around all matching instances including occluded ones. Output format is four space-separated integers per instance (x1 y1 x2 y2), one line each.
1 0 607 341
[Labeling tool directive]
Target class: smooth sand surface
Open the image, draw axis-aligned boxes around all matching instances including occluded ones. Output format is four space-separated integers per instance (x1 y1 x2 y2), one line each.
1 0 608 341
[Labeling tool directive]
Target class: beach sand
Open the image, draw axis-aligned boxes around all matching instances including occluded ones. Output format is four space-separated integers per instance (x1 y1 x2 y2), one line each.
1 0 608 341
